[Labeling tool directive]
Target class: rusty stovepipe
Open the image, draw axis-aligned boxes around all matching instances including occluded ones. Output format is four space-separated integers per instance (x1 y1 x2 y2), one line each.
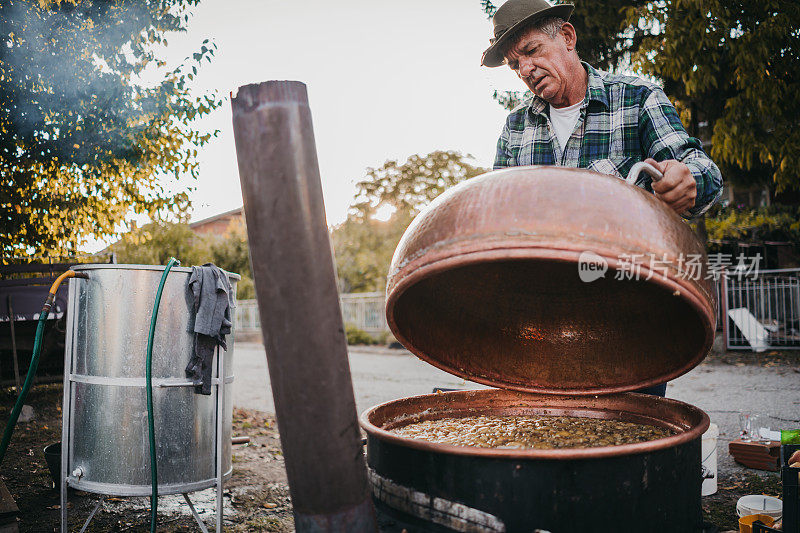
232 81 376 532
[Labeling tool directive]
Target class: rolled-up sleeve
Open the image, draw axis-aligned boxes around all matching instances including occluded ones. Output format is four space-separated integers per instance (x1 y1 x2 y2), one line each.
638 88 723 219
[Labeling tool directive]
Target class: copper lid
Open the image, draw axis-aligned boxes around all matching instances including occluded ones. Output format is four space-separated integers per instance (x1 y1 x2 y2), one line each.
386 167 717 395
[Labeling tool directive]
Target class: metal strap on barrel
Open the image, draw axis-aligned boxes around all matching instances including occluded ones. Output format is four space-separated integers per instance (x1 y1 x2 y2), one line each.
367 468 506 533
68 374 234 387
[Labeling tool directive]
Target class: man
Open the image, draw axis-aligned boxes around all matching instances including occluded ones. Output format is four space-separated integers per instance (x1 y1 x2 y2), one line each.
482 0 723 397
482 0 723 220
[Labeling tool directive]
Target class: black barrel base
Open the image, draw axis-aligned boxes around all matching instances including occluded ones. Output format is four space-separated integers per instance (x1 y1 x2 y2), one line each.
367 435 703 533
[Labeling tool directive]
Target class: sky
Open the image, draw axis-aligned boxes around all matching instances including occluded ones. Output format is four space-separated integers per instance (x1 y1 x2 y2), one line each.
100 0 526 246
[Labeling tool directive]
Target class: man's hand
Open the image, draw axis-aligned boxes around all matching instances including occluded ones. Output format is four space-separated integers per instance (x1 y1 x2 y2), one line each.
644 158 697 215
790 449 800 467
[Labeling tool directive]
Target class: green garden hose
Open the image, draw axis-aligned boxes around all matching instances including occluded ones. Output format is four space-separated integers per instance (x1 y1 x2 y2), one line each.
146 257 179 533
0 270 86 466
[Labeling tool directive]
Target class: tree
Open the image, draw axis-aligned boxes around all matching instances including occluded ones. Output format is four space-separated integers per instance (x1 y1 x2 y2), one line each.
331 212 413 293
625 1 800 193
110 220 210 267
480 0 800 194
332 151 488 292
208 218 255 299
111 219 256 299
352 150 488 219
1 0 220 258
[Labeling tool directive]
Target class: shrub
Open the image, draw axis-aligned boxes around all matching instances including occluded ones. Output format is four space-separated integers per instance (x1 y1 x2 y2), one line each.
706 205 800 244
345 324 376 345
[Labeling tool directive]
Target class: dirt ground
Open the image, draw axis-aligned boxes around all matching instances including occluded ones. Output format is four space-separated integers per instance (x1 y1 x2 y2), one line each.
0 380 788 532
0 384 294 532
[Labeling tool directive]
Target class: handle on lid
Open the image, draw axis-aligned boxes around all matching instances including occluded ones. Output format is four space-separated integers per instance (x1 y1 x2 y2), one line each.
626 161 664 185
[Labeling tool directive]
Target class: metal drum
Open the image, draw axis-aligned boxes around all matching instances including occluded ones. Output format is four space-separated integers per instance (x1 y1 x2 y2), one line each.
363 389 709 533
61 264 238 496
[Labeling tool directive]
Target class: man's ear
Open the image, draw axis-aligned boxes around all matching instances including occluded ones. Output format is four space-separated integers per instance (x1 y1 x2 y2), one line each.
561 22 577 51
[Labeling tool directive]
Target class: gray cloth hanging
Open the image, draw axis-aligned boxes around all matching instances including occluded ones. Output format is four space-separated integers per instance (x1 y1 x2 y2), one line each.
185 263 233 395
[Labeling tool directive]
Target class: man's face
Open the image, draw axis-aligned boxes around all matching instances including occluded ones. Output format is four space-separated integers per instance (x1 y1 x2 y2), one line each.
503 23 577 107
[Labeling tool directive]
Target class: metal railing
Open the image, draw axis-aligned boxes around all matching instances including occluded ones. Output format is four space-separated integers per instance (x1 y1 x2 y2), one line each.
235 299 260 332
235 292 389 335
721 268 800 350
340 292 388 334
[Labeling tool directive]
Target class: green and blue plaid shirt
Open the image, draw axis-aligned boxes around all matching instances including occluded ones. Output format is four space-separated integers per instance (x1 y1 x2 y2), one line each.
494 63 723 219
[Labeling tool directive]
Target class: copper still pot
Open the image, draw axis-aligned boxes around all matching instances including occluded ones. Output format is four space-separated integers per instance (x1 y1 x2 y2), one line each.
361 165 718 532
385 165 716 395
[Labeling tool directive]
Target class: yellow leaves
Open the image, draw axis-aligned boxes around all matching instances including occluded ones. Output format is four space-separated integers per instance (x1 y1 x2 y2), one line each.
37 0 78 8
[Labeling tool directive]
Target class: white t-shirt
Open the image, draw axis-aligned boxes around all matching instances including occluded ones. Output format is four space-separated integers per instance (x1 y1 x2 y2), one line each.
549 99 584 150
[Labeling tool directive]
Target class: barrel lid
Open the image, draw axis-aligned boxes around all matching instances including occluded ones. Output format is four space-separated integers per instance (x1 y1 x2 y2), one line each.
385 167 716 395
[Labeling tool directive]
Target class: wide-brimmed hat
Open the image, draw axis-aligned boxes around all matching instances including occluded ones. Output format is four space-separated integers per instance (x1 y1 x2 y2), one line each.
481 0 574 67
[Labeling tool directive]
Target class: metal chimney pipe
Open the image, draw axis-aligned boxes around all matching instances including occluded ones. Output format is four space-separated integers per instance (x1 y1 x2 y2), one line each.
231 81 376 532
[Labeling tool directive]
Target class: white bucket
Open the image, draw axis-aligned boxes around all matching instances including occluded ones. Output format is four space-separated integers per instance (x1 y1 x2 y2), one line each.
737 494 782 520
701 423 719 496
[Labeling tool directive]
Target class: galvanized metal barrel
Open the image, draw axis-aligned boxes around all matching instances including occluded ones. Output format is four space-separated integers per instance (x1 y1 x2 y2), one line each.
62 264 238 496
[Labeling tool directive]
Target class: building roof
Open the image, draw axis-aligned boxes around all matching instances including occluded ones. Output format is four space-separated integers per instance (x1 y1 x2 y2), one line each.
189 207 244 229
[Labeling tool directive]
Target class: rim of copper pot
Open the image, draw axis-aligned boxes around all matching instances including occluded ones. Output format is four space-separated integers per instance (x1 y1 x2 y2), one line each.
385 245 717 395
360 389 710 460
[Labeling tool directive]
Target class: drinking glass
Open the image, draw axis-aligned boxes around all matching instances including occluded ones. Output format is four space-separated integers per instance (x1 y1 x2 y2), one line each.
739 412 752 442
753 415 772 443
749 414 764 442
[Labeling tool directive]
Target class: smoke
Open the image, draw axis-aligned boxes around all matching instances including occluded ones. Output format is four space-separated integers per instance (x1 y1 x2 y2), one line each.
0 0 196 166
0 0 220 256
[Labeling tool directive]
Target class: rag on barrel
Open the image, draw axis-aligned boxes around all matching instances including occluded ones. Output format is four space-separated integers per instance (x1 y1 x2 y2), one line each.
185 263 234 395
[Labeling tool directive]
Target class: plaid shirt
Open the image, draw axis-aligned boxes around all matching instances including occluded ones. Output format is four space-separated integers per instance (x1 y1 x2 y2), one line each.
494 63 723 219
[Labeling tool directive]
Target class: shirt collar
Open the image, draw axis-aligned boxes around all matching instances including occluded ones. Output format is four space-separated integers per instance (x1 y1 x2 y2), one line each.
584 62 609 109
527 62 609 116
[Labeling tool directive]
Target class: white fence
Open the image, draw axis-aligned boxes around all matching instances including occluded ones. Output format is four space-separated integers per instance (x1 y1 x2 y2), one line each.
339 292 388 334
235 292 389 335
235 299 261 332
721 268 800 350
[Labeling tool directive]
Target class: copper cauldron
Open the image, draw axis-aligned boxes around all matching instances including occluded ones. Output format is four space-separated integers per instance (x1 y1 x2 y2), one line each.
385 165 717 395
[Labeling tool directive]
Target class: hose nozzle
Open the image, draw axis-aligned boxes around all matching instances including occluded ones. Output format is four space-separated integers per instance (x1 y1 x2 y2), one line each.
42 270 88 313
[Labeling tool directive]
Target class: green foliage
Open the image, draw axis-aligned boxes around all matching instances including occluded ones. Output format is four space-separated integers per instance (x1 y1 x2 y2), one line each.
208 218 255 299
481 1 800 192
332 211 413 293
352 150 488 219
624 1 800 193
706 205 800 244
1 0 221 257
234 275 255 300
110 220 210 266
332 151 488 293
345 324 377 346
111 219 255 299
